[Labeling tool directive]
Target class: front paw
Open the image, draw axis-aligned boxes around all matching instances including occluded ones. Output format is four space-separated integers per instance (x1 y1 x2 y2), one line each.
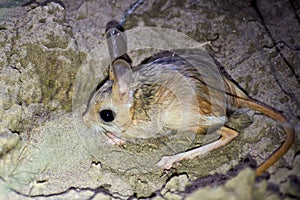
105 132 126 145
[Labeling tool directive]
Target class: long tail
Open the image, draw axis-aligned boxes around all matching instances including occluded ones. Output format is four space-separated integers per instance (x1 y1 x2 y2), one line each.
237 97 295 176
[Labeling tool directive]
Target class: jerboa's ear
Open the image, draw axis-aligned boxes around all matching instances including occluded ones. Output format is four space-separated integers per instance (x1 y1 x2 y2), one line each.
111 59 132 100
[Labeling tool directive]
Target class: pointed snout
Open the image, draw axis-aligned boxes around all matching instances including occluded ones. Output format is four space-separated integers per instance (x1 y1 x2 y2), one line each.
82 110 91 128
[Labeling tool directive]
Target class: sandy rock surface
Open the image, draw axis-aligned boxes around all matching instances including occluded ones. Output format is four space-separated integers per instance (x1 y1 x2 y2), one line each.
0 0 299 199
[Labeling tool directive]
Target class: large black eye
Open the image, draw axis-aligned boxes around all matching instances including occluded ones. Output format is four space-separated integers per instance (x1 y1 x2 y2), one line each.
99 109 115 122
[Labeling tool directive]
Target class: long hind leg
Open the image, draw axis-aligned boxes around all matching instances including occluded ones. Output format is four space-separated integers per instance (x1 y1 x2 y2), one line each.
156 126 239 169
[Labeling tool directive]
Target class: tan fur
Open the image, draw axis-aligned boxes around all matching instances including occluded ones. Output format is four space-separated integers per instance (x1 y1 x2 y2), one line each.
83 54 294 176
